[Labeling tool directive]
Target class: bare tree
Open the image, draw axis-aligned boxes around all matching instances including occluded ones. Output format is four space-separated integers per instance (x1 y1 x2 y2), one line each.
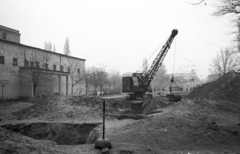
185 0 206 5
89 67 99 95
213 0 240 16
213 0 240 52
63 37 70 55
107 69 121 90
64 58 84 95
88 66 108 95
151 63 168 91
97 68 108 95
53 45 56 52
12 47 53 96
83 67 92 95
210 47 240 78
44 41 53 51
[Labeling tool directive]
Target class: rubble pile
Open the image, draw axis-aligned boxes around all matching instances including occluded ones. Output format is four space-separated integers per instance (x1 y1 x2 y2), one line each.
187 71 240 103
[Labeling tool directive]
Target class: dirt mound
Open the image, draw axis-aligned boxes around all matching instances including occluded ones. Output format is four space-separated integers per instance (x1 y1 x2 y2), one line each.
141 95 174 115
0 102 32 116
13 95 63 120
13 95 107 121
107 99 240 151
187 71 240 103
0 102 33 121
12 95 133 121
0 127 67 154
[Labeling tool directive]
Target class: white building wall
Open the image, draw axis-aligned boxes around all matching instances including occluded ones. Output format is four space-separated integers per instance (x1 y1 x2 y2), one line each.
0 40 85 100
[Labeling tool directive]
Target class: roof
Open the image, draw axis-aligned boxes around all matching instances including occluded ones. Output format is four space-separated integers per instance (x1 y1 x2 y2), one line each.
0 25 20 34
0 39 86 61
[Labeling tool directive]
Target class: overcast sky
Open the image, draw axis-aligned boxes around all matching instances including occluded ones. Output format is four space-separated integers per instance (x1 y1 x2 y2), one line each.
0 0 236 79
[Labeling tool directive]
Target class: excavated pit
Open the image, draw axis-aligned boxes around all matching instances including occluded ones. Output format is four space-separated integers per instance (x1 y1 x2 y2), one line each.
1 122 101 145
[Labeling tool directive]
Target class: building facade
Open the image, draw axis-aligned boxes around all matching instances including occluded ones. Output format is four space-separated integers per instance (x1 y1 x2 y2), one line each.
0 25 86 100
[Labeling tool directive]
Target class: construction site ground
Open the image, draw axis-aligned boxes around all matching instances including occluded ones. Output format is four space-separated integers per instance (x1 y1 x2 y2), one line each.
0 94 239 154
1 71 240 154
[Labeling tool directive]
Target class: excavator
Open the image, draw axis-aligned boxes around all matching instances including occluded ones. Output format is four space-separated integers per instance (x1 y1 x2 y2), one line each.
122 29 179 100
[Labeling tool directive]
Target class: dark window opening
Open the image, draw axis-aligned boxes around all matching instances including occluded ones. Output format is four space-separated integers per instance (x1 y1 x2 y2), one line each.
12 58 18 66
45 63 48 69
77 69 80 75
36 61 39 68
68 67 70 72
30 61 34 67
53 65 56 71
24 60 29 67
2 32 6 40
60 66 63 71
0 56 5 64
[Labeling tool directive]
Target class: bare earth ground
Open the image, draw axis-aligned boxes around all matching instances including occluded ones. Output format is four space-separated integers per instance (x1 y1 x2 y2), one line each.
0 94 240 154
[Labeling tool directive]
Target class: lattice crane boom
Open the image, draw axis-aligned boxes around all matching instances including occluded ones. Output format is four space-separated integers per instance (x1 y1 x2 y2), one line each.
145 29 178 89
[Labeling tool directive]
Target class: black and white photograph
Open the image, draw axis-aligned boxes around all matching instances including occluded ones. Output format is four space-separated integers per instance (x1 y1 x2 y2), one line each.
0 0 240 153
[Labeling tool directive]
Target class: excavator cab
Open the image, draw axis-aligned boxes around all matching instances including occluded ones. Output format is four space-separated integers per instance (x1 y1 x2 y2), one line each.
165 77 182 102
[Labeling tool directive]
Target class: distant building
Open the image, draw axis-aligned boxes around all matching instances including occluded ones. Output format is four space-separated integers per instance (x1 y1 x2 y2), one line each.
173 69 199 82
0 25 86 100
164 69 201 91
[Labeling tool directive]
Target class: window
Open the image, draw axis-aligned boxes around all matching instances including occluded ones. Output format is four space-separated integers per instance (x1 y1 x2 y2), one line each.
45 63 48 69
12 58 18 66
60 66 63 71
2 32 6 40
30 61 34 67
53 65 56 71
68 67 70 72
36 61 39 68
24 60 29 67
77 69 80 75
0 56 4 64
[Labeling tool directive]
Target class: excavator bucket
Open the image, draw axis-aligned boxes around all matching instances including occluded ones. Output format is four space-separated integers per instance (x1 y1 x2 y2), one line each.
166 93 182 102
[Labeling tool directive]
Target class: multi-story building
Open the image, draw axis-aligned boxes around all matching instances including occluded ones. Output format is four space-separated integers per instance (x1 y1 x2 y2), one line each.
0 25 86 100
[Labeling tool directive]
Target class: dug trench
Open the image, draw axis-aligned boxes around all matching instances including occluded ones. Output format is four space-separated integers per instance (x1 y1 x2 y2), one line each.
1 122 101 145
106 96 174 120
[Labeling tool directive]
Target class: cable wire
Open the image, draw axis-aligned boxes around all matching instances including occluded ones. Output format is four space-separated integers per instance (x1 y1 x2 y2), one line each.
172 36 177 76
137 35 169 72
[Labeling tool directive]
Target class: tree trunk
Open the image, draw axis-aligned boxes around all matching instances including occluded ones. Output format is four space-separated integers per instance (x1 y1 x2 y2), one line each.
94 86 97 95
33 85 37 96
85 84 88 95
100 85 103 95
71 80 74 95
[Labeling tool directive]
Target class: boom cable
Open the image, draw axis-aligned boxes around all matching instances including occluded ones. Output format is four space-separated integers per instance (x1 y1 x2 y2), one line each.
172 36 177 76
137 35 169 72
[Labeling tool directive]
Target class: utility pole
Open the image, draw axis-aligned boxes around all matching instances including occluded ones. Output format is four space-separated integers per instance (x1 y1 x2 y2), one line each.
0 80 9 102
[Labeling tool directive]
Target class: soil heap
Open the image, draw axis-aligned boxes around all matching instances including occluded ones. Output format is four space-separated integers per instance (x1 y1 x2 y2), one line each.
106 99 240 153
187 71 240 103
12 95 132 121
0 127 67 154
